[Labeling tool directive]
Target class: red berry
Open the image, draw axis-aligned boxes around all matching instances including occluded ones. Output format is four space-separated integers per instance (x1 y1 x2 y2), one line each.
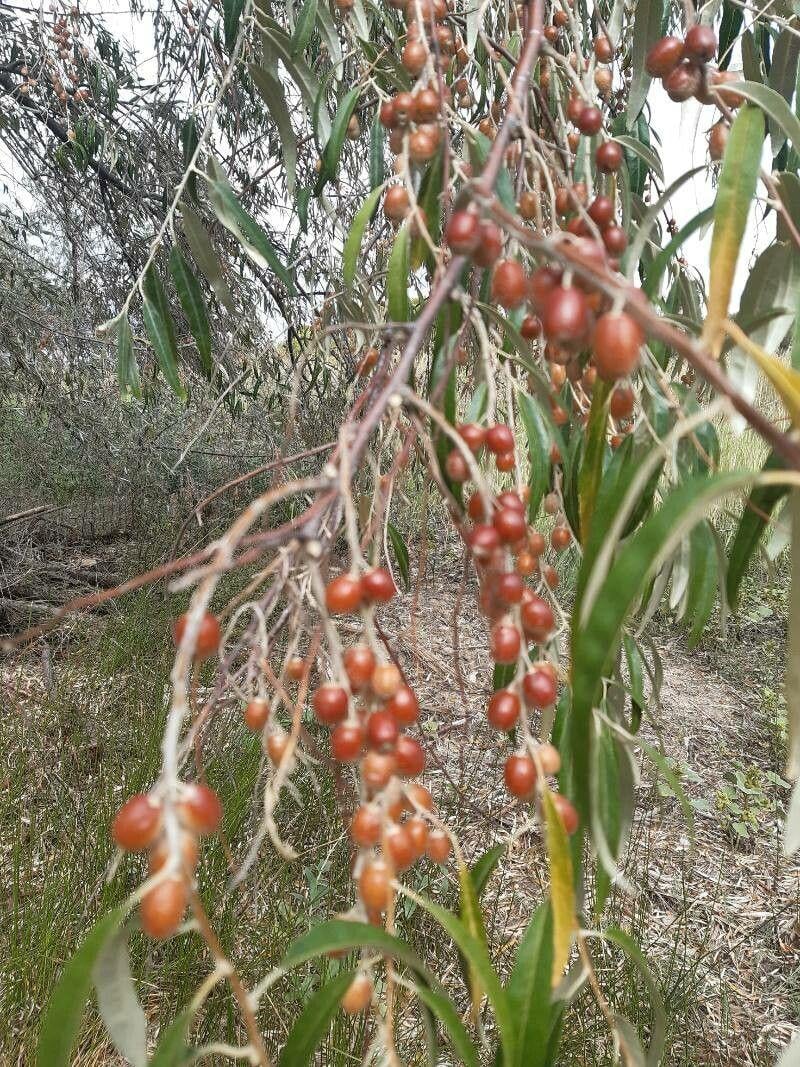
551 525 571 550
385 686 420 724
684 24 717 62
406 815 429 855
426 829 451 864
372 662 403 699
495 571 524 605
592 312 644 381
664 61 702 102
529 265 563 310
445 210 481 253
537 742 562 776
385 824 416 869
362 751 397 792
594 34 613 62
528 530 546 556
141 877 188 939
602 225 628 256
244 698 270 732
472 221 503 267
521 314 542 339
588 195 615 228
468 524 501 560
645 36 683 77
595 141 623 173
610 385 635 419
541 286 591 346
445 448 470 482
458 423 486 453
379 100 397 128
467 490 488 521
331 721 365 761
267 732 290 764
344 645 377 690
504 753 537 798
172 611 221 661
523 667 558 708
551 792 579 834
342 974 373 1013
493 506 527 543
359 858 392 911
521 595 554 641
313 683 348 724
178 783 222 836
325 574 363 614
395 734 426 776
496 490 524 512
491 622 522 664
491 260 528 309
576 105 602 135
384 184 410 220
351 804 382 847
485 423 515 454
366 710 400 751
112 794 162 852
487 689 521 730
361 567 396 603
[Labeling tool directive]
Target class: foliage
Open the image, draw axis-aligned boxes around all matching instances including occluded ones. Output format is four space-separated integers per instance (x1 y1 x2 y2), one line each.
2 0 800 1062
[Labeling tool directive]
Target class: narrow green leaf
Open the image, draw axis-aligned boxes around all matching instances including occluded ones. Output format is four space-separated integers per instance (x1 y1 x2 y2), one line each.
626 0 664 128
387 224 410 322
369 110 385 190
718 1 743 70
259 17 331 142
141 266 185 398
387 521 410 589
149 1011 194 1067
612 134 664 184
458 855 490 1017
542 790 577 987
725 450 789 610
578 380 611 546
470 843 505 897
290 0 318 55
405 892 517 1065
517 392 552 521
786 490 800 781
506 902 556 1067
180 204 236 312
624 166 705 278
702 105 764 356
767 29 800 153
343 185 383 287
206 159 295 293
278 970 355 1067
468 130 515 210
641 740 695 838
37 906 127 1067
644 206 714 298
598 927 666 1065
314 86 361 195
116 314 141 398
409 982 481 1067
223 0 246 50
592 722 623 914
93 923 147 1067
571 472 751 821
281 919 432 981
250 65 297 195
169 246 213 378
685 521 718 648
180 117 199 202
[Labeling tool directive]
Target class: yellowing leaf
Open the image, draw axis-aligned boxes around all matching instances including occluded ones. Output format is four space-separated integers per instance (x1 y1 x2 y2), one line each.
542 789 577 986
725 319 800 427
702 106 764 357
457 856 487 1018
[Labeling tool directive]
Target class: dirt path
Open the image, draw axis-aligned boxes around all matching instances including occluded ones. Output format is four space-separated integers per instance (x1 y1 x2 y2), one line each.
379 572 800 1065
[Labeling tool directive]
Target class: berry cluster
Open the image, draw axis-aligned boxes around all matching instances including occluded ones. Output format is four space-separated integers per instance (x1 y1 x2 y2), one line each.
112 782 222 938
311 566 451 1011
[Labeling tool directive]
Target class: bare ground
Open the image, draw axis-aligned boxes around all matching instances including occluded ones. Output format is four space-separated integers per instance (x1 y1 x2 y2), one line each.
2 540 799 1064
